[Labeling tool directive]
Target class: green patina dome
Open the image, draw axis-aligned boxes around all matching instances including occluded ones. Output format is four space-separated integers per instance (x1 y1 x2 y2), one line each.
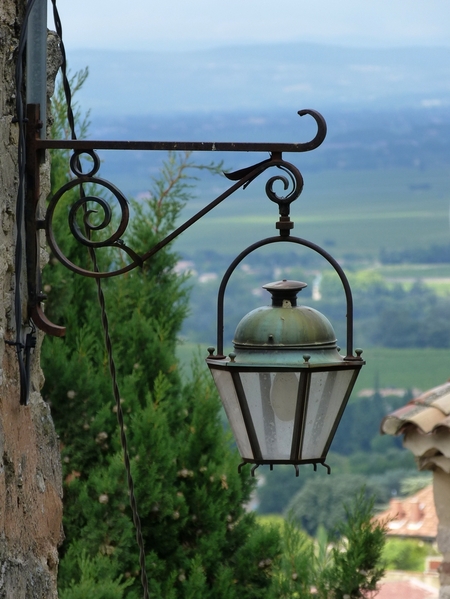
233 280 337 350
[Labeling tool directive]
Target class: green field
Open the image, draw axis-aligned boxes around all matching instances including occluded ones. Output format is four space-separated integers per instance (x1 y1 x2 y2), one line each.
175 165 450 404
174 167 450 261
353 347 450 397
177 342 450 401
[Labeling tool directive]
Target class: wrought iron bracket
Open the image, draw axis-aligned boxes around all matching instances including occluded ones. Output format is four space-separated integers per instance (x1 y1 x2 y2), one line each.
25 103 328 338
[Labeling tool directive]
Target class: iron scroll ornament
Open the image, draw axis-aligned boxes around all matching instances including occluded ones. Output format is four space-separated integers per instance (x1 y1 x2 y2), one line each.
42 110 325 280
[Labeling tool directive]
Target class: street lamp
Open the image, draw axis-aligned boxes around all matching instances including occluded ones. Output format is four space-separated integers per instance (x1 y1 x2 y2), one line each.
23 105 365 473
207 279 363 473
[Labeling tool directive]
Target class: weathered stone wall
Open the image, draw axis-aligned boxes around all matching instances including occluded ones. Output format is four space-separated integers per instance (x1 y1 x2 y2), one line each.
0 3 62 597
434 470 450 599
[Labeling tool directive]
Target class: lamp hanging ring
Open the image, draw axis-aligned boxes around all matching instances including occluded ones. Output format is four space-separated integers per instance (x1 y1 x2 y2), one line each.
70 149 101 178
215 235 356 360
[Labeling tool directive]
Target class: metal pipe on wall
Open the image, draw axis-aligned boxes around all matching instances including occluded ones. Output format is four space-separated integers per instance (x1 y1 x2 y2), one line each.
26 0 47 139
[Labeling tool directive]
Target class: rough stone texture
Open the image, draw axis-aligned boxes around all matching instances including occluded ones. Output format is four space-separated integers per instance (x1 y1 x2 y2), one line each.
440 586 450 599
0 3 63 597
433 470 450 599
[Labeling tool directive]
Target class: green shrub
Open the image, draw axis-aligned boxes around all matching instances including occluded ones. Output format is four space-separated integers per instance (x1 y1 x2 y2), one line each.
383 538 432 571
321 490 386 599
270 489 386 599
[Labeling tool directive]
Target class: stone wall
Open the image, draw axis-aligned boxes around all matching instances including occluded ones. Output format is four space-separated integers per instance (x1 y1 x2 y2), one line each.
434 471 450 599
0 2 62 597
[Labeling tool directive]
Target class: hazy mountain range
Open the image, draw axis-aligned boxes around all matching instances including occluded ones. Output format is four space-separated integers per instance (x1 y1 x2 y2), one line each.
70 43 450 117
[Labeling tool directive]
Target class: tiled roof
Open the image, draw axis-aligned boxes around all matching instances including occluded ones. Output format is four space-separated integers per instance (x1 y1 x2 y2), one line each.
381 381 450 473
373 485 437 540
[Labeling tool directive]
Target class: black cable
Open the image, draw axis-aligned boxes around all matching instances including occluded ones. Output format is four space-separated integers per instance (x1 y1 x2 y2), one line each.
92 255 150 599
50 0 77 140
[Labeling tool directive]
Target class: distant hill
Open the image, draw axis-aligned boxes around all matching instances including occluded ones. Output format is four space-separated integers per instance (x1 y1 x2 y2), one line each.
85 106 450 200
69 43 450 116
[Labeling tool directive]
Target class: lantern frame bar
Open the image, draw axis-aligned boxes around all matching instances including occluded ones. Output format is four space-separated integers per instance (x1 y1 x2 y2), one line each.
230 371 264 461
209 363 363 374
291 372 310 462
320 366 361 457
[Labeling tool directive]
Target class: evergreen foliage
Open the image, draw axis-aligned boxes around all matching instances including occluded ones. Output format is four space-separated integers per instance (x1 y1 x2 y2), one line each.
269 519 314 599
322 491 386 599
59 550 133 599
43 72 281 598
270 492 386 599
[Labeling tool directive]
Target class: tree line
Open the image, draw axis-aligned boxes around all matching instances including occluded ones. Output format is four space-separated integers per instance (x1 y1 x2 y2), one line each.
380 243 450 264
183 259 450 350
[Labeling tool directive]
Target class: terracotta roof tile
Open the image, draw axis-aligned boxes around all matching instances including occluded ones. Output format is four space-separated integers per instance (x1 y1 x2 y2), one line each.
418 456 450 473
403 428 450 458
382 381 450 436
424 392 450 414
436 414 450 430
374 485 437 540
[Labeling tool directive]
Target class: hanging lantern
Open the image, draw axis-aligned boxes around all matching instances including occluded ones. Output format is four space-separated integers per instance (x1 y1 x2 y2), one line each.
206 280 364 472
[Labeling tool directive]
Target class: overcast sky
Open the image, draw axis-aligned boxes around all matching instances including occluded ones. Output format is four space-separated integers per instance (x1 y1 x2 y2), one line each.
53 0 450 52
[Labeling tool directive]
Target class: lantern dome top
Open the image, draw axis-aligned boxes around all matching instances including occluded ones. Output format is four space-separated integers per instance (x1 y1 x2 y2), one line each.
262 279 307 307
233 280 337 350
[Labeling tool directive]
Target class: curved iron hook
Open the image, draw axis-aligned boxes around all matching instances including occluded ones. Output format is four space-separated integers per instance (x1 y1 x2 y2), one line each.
297 109 327 151
224 109 326 185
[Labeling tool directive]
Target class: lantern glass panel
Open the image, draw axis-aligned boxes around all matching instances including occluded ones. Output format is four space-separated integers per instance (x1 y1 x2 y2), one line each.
301 369 355 460
239 371 300 460
210 368 254 459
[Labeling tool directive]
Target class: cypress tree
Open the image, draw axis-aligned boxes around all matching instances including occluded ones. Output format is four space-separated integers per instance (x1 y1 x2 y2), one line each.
42 80 280 598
